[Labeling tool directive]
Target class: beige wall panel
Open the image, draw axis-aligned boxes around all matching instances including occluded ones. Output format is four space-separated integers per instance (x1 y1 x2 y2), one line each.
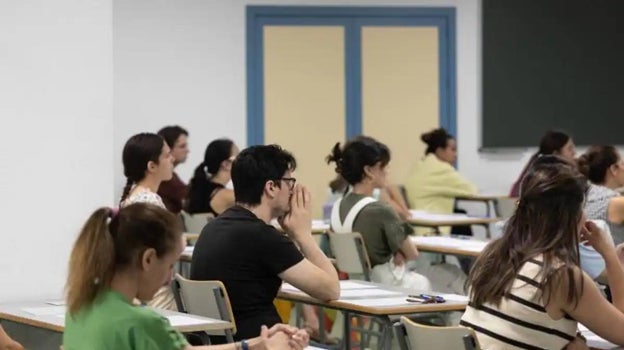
361 26 439 185
264 26 345 218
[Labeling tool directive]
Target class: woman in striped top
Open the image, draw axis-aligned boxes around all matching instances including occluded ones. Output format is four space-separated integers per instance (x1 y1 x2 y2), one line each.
461 155 624 349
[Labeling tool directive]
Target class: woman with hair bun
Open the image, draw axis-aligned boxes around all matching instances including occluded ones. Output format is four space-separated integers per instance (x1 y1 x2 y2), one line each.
578 145 624 245
328 135 466 293
405 128 477 235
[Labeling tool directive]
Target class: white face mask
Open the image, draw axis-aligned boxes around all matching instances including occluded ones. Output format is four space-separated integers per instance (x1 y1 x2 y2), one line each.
225 179 234 190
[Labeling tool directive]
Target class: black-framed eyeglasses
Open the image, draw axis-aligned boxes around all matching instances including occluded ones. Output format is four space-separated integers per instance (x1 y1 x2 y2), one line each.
279 177 297 190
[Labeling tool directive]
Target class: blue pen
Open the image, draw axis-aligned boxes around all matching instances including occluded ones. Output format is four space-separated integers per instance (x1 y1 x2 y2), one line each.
422 294 445 303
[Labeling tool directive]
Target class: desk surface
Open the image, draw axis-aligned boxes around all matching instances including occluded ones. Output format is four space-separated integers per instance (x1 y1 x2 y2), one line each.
411 236 489 257
408 210 501 227
277 280 467 316
0 301 233 333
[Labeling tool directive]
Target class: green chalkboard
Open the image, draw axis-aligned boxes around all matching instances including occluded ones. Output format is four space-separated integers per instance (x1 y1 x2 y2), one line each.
482 0 624 148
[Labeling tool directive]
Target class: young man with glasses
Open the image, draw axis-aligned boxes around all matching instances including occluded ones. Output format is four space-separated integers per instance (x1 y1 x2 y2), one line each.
190 144 340 342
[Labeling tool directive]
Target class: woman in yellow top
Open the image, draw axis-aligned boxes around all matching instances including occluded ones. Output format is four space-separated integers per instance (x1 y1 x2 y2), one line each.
405 128 477 226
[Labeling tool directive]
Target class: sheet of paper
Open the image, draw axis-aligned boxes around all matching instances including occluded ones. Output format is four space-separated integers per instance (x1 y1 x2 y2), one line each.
411 236 488 252
167 315 214 327
23 306 66 316
341 297 416 307
579 324 620 349
339 288 402 298
410 210 476 222
339 281 376 290
281 283 303 293
438 294 469 302
45 300 66 306
311 220 330 231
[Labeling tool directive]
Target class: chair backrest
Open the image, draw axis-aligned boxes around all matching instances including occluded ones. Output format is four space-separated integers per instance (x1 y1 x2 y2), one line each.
181 211 214 234
496 197 518 219
395 316 481 350
172 274 236 336
327 232 371 280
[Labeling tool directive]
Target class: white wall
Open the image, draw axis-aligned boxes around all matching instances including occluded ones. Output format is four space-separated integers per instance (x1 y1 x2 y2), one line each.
113 0 537 200
0 0 113 301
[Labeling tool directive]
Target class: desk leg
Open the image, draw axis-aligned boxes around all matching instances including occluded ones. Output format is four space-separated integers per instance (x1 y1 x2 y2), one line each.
484 223 492 239
376 317 393 350
492 199 501 218
343 311 351 350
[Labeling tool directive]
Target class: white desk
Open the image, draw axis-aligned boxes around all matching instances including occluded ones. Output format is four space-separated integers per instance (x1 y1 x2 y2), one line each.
408 210 501 238
0 300 233 348
455 194 510 218
410 236 489 257
278 280 467 350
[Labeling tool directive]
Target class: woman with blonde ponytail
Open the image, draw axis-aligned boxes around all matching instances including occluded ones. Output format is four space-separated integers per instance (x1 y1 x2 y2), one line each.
64 203 309 350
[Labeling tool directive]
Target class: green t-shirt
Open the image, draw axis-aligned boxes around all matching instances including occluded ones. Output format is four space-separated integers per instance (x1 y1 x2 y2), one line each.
338 193 412 267
63 290 188 350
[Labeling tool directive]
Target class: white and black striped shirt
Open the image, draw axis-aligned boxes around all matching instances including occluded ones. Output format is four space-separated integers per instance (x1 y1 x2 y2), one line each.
460 257 577 349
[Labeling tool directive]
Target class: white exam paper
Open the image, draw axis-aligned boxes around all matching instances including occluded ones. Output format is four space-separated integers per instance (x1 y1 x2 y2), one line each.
339 289 401 298
167 315 213 327
23 306 66 316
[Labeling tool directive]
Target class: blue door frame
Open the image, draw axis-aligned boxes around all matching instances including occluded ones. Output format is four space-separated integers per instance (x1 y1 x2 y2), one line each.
246 6 457 146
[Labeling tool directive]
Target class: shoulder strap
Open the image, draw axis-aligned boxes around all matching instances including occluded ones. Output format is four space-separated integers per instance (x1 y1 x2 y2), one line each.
331 196 376 233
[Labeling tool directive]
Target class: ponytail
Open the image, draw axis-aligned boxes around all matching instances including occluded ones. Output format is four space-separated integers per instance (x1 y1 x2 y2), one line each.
66 207 116 315
119 177 133 205
193 162 208 181
66 204 182 315
187 162 210 214
325 142 343 174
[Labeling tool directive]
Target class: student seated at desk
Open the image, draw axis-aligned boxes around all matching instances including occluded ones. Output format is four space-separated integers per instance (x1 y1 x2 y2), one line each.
578 145 624 245
187 139 239 216
190 145 340 341
119 132 177 311
405 128 477 235
509 130 576 197
0 326 22 350
327 136 466 294
157 125 190 214
461 156 624 349
63 203 308 350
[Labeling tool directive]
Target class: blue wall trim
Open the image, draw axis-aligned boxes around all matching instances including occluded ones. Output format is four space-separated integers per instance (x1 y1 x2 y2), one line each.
246 6 457 146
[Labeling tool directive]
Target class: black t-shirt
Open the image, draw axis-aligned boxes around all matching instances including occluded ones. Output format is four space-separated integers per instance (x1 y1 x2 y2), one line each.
190 205 304 340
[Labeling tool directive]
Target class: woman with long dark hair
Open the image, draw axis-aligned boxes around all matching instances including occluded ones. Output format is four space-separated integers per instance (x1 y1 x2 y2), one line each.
187 139 238 216
509 130 576 197
462 156 624 349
